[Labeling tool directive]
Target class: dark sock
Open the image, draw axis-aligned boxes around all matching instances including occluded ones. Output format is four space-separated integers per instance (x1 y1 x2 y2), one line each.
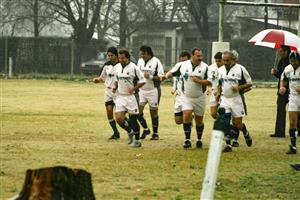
231 126 240 140
109 119 119 134
196 124 204 140
183 123 192 140
151 116 159 134
137 113 148 129
130 115 140 139
119 119 132 133
289 128 297 147
241 123 248 136
124 117 130 126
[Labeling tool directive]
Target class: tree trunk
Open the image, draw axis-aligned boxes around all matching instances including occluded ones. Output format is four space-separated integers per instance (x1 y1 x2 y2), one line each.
119 0 127 47
33 0 39 37
14 166 95 200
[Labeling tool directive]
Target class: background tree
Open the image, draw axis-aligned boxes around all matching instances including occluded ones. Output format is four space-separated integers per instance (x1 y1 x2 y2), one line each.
184 0 210 40
0 0 56 36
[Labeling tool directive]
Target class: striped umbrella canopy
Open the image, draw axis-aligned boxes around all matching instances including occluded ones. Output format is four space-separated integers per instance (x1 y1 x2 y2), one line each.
248 29 300 51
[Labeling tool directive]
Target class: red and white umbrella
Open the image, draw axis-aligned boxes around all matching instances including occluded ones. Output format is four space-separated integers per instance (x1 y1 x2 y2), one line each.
248 29 300 51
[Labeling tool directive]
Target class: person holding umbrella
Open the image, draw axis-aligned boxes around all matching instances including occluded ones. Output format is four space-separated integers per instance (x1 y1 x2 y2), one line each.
270 46 291 138
278 51 300 154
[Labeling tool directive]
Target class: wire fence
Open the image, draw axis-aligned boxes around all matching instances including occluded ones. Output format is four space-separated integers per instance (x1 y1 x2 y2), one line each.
0 37 276 80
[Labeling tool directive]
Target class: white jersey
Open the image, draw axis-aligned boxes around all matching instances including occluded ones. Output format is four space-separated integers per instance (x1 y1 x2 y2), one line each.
208 63 219 91
218 64 252 98
100 61 118 88
281 64 300 96
114 62 145 95
170 60 209 98
137 57 164 91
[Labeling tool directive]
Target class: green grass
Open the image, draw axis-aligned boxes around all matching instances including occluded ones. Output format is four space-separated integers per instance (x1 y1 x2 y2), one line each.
1 79 300 200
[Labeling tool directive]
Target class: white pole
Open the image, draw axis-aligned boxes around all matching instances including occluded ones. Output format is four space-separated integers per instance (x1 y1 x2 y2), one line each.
200 108 226 200
8 57 12 78
200 130 224 200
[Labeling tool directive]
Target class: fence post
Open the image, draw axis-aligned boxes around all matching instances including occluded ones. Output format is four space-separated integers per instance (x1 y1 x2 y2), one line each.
8 57 12 78
4 37 8 74
70 39 74 76
200 108 226 200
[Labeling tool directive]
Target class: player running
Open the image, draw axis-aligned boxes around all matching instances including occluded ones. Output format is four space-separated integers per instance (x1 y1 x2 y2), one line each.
279 51 300 154
137 45 164 140
113 49 146 148
161 48 211 149
217 51 253 152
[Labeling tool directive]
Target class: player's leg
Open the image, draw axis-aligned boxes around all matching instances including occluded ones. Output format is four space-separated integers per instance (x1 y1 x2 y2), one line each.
148 88 160 140
232 117 252 147
286 97 299 154
219 98 233 152
150 108 159 140
175 112 183 124
138 91 150 139
115 96 133 137
174 95 183 124
127 95 142 148
193 96 206 149
194 115 204 148
182 109 193 149
287 111 298 154
210 94 219 119
105 101 120 139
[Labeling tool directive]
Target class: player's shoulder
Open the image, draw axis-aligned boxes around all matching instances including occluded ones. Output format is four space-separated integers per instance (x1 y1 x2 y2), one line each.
200 61 208 67
218 65 226 72
104 61 113 66
137 58 144 65
284 64 294 72
114 62 122 69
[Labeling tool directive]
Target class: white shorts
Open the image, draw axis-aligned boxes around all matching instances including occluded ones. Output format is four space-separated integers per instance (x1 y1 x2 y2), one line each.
139 88 160 109
104 88 117 104
219 95 245 118
115 94 139 114
181 95 206 116
210 94 219 107
288 95 300 112
174 95 183 114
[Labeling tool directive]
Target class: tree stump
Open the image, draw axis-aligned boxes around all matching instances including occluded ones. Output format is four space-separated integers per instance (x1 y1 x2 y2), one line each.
14 166 95 200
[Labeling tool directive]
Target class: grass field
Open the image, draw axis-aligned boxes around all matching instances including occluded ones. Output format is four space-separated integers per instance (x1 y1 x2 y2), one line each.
1 79 300 200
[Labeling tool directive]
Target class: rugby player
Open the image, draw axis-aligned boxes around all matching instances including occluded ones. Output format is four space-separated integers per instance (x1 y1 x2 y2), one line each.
137 46 164 140
113 49 146 148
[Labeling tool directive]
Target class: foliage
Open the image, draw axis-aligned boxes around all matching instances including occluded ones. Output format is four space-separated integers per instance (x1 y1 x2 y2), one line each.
0 0 57 36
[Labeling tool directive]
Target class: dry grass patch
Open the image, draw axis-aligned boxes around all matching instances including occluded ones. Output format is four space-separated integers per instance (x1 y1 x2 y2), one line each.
1 79 299 199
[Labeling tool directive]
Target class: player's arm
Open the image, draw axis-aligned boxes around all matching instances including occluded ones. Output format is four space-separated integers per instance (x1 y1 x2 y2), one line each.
190 66 212 86
93 65 106 83
130 66 146 93
190 77 212 86
161 63 182 81
279 71 288 95
236 67 252 92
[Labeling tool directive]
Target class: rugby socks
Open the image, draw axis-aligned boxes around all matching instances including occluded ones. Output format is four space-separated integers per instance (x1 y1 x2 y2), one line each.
130 115 140 140
241 123 249 136
109 119 119 134
137 113 149 129
224 113 232 145
124 116 130 127
151 116 159 134
231 125 240 141
196 124 204 140
183 123 192 140
289 128 297 147
119 119 132 133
